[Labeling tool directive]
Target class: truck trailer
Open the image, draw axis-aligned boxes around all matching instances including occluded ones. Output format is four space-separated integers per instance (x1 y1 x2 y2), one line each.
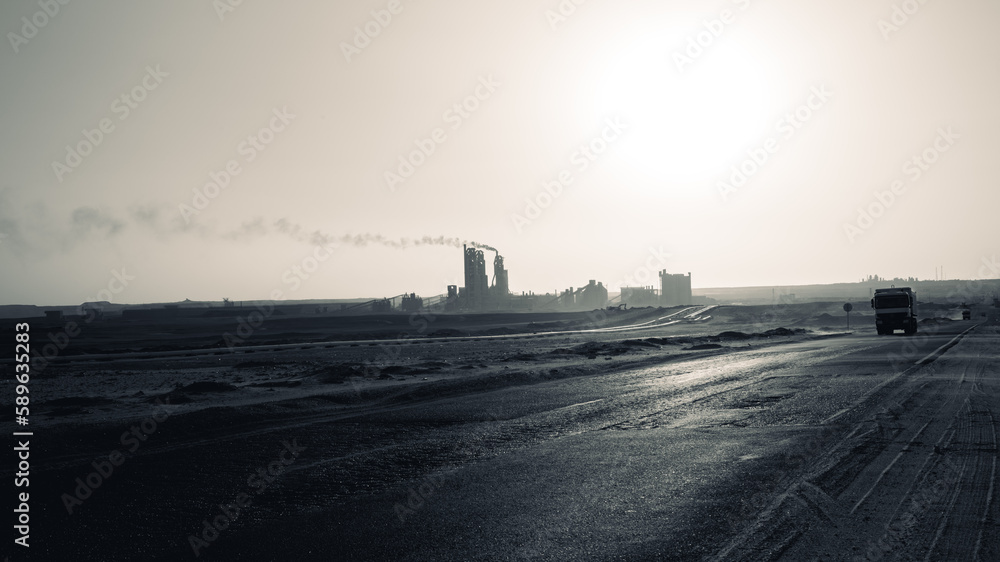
871 287 918 335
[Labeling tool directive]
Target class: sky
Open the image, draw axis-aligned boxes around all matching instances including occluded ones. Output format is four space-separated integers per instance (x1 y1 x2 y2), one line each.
1 0 998 306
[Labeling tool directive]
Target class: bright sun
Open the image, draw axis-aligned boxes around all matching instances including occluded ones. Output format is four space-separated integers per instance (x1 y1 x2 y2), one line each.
591 31 773 189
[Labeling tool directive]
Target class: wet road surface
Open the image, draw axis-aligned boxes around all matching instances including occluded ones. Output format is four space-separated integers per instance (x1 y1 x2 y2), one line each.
22 320 999 561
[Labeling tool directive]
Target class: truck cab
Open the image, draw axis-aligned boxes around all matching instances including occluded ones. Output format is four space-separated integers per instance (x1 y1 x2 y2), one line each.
871 287 917 335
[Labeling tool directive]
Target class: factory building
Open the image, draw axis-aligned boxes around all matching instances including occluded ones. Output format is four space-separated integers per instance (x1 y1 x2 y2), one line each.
559 287 577 308
445 285 459 311
442 246 683 312
660 271 692 306
463 245 490 310
579 280 608 310
400 293 423 313
458 244 512 311
492 254 509 298
620 286 658 308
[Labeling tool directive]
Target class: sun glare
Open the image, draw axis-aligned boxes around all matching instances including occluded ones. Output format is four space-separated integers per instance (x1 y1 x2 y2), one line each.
592 32 773 190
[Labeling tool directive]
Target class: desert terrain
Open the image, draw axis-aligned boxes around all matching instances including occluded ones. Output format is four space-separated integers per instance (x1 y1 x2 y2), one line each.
2 300 997 560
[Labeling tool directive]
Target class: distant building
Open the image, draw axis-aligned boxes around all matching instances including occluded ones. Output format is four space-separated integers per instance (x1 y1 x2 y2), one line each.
492 254 509 299
463 245 489 310
401 293 423 313
80 302 107 321
621 286 658 308
446 285 459 311
560 287 577 308
579 280 608 309
660 271 692 306
456 245 513 311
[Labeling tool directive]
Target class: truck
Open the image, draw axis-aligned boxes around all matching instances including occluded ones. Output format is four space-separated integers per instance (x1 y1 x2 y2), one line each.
959 302 972 320
871 287 917 335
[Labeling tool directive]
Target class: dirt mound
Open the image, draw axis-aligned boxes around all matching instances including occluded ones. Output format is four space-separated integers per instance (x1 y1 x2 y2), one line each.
685 343 724 351
416 361 451 368
503 353 538 362
176 381 240 393
717 331 752 340
45 396 116 407
644 337 682 346
759 327 807 337
148 381 240 403
567 342 633 357
621 339 659 348
308 363 372 384
247 380 302 388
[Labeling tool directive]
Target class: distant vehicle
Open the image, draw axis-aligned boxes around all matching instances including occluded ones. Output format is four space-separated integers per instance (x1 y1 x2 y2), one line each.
962 309 972 320
871 287 917 335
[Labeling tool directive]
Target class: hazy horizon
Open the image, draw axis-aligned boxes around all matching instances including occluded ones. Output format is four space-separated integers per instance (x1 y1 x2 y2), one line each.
3 1 998 306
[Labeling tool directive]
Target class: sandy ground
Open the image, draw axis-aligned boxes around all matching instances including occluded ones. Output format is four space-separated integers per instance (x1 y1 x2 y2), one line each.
2 300 992 560
16 303 853 429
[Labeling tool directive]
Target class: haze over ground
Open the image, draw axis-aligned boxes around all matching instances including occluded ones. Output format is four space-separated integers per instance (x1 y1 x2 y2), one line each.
1 0 998 305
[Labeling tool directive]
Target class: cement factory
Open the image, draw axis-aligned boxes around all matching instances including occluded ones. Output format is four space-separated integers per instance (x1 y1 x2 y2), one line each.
396 244 694 314
62 245 695 320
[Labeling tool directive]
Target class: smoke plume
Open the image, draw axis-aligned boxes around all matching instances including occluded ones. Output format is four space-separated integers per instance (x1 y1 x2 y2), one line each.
335 233 498 253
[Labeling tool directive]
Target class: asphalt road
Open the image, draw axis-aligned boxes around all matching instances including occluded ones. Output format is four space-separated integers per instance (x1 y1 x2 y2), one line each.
21 319 999 561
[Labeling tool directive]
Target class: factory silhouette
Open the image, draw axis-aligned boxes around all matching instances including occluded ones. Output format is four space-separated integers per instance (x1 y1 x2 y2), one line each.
48 244 694 321
403 244 694 313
